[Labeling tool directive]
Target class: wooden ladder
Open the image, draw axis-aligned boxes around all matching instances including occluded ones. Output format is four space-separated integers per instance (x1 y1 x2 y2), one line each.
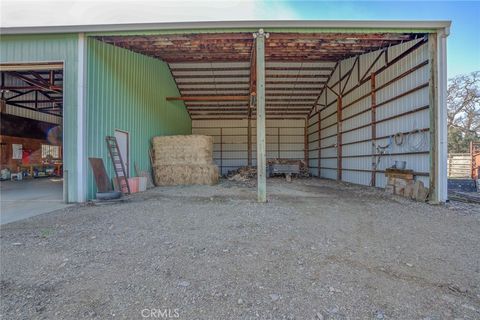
105 136 131 195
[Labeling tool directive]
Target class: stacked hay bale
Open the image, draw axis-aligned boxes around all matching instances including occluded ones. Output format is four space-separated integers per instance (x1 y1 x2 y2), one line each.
151 135 219 186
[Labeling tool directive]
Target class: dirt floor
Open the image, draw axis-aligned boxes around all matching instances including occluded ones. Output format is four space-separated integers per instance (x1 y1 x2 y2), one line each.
1 178 479 319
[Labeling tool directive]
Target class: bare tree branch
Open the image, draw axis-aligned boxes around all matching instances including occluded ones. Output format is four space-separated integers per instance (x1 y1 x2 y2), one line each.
447 71 480 134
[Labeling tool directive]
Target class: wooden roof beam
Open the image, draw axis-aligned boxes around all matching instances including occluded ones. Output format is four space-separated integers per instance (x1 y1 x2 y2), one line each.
248 37 257 118
166 95 250 101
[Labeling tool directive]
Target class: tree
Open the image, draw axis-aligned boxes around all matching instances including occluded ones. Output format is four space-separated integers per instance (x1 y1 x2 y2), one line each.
447 71 480 153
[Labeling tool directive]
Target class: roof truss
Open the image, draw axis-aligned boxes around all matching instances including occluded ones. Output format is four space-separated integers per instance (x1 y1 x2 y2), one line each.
97 32 421 119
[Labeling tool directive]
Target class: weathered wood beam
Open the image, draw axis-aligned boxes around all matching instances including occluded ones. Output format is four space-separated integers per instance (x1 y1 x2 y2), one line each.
266 74 329 79
171 67 250 72
304 119 309 166
256 29 267 203
266 66 334 71
337 96 343 181
166 95 249 101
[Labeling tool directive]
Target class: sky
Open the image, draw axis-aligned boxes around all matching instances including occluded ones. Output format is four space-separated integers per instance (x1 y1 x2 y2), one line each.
1 0 479 78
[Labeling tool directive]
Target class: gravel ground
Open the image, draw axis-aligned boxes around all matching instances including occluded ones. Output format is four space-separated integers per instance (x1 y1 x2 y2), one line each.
1 178 479 320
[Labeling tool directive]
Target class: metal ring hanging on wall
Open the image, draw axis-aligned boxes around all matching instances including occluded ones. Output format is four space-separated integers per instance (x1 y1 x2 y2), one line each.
394 132 404 146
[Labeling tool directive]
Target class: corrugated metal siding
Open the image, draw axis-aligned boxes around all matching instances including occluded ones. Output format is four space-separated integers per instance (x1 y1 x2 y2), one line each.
192 119 305 175
308 38 431 188
86 39 191 199
0 33 79 201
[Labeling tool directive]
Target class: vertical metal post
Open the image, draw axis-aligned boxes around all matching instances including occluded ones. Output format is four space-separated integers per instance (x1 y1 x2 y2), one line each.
336 96 343 181
76 32 87 202
255 29 267 203
437 31 449 202
370 73 377 187
63 169 69 204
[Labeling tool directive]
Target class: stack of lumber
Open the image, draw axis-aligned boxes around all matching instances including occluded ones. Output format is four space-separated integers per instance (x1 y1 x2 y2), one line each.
385 168 429 202
151 135 219 186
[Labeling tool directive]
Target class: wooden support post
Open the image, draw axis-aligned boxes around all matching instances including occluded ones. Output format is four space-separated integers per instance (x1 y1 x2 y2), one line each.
247 40 256 167
428 33 439 203
220 127 223 175
277 127 280 159
247 117 252 166
337 96 343 181
304 118 309 166
370 73 377 187
255 29 267 203
470 141 474 180
318 110 321 177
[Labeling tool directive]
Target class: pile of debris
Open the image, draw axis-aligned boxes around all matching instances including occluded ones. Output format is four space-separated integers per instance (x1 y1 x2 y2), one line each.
226 166 257 184
226 159 310 185
385 168 429 202
267 159 309 178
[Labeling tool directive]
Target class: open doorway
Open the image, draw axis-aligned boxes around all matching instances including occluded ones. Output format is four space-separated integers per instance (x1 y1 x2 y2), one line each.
0 63 69 224
114 129 129 177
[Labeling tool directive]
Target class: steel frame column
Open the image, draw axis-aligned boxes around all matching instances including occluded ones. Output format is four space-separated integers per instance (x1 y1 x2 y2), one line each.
76 32 87 203
429 30 449 203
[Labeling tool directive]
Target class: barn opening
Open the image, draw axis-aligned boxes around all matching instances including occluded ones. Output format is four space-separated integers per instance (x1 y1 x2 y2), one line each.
0 63 67 223
89 29 438 201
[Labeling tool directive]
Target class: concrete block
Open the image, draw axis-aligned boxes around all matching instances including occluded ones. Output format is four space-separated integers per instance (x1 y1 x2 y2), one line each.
404 181 414 199
385 185 394 194
394 179 407 196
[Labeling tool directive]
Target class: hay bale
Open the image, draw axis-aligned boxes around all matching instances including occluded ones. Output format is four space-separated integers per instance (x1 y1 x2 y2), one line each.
153 164 219 186
151 135 219 186
152 135 213 165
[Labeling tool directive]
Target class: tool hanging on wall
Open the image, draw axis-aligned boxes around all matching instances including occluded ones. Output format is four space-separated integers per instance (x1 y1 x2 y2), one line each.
105 136 131 195
370 136 393 186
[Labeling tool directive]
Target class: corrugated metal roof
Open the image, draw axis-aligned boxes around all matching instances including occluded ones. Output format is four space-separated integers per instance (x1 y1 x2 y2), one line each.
0 20 451 35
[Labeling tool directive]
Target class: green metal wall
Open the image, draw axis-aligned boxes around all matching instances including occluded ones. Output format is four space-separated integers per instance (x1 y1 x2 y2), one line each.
0 34 80 202
86 38 191 199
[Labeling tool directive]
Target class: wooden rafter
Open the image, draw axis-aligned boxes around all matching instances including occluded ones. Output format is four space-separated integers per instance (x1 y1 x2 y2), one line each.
166 95 249 101
102 32 425 119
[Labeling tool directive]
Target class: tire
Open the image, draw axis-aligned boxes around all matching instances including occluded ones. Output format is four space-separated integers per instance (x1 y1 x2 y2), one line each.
96 191 122 200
